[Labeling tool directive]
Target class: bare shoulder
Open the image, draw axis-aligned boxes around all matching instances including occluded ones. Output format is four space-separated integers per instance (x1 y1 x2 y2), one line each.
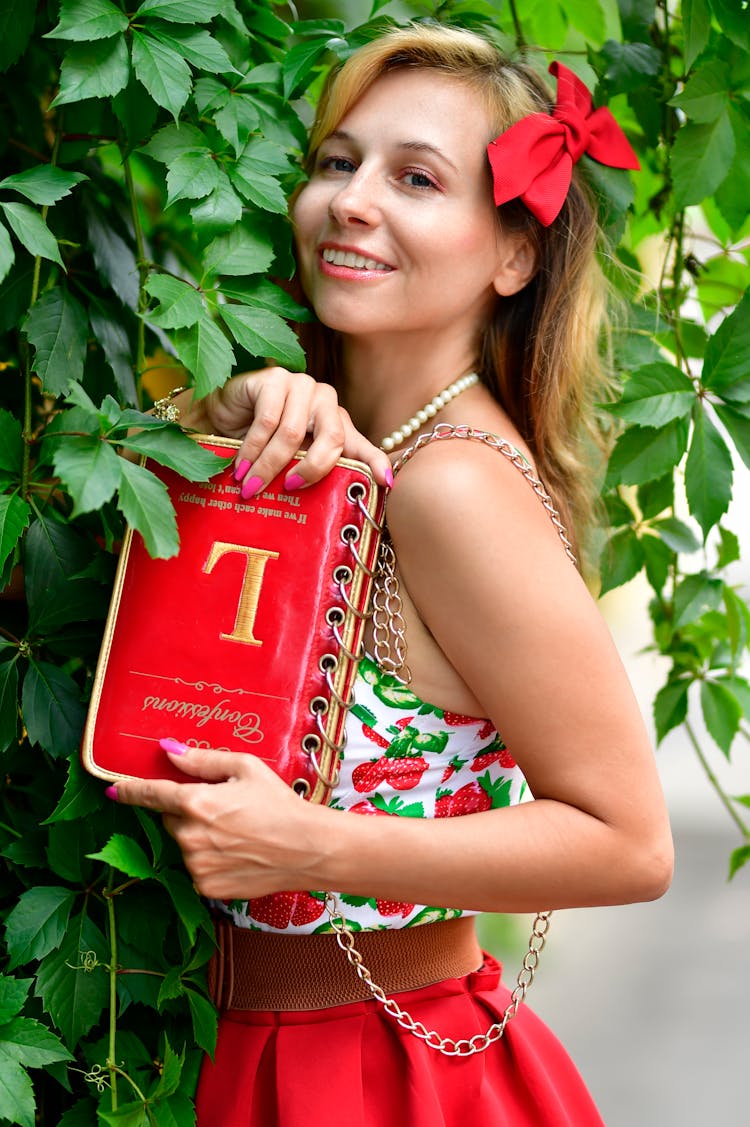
386 432 575 585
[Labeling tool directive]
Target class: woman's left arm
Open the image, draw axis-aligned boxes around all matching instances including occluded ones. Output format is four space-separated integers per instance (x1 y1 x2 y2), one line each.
111 442 673 912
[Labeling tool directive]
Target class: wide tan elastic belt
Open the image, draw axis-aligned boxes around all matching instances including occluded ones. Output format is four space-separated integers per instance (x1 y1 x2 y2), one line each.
208 914 483 1012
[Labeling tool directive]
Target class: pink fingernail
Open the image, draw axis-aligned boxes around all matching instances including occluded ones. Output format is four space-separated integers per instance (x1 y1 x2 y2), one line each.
385 466 394 489
160 737 190 755
240 475 264 500
105 785 118 801
284 472 306 491
233 458 251 482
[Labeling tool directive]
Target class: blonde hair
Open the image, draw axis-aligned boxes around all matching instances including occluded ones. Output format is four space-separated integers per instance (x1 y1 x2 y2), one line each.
301 23 611 559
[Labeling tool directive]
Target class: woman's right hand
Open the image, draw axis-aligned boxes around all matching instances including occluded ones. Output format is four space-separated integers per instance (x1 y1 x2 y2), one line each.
178 367 393 494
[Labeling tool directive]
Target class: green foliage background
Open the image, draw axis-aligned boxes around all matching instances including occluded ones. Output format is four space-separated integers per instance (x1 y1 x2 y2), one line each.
0 0 748 1122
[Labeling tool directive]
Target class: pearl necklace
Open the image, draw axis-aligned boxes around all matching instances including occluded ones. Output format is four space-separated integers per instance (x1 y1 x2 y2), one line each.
380 372 479 452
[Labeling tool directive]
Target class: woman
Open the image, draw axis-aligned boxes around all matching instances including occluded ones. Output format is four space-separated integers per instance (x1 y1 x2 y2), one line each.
110 24 673 1125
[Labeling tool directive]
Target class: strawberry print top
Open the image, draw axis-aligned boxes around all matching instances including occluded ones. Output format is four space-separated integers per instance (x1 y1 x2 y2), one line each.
216 655 527 935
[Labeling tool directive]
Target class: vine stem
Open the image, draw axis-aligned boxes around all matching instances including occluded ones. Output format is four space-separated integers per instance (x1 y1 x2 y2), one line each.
21 116 63 496
683 720 750 839
121 144 148 410
507 0 527 53
104 872 119 1110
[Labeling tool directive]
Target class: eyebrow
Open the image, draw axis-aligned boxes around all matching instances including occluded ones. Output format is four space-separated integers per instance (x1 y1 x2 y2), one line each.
325 130 459 173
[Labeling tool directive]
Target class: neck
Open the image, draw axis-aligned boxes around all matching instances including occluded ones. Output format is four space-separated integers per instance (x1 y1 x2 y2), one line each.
339 332 480 445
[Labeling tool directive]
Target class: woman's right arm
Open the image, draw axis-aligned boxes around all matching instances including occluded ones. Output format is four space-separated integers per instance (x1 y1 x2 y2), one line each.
173 367 393 490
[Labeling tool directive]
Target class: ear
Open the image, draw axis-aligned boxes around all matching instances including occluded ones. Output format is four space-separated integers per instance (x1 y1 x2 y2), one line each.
492 234 537 297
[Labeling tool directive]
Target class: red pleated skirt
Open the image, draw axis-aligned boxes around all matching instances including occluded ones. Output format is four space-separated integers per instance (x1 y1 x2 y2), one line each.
195 953 604 1126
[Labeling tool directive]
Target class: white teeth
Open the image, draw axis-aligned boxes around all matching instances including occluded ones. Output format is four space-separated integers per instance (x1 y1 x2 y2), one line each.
322 248 390 271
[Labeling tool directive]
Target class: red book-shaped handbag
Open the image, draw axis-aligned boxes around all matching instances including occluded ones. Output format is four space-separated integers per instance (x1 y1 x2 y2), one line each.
82 436 385 804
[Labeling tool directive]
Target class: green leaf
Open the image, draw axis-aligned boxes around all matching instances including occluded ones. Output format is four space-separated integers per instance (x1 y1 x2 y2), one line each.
97 1101 150 1127
0 976 31 1023
599 39 661 91
131 29 192 119
151 1037 184 1100
140 122 209 165
716 526 740 570
560 0 606 45
710 0 750 49
0 657 19 754
51 35 130 107
213 97 261 157
669 60 731 122
606 362 695 426
165 151 220 207
723 586 748 658
0 0 35 72
641 533 672 592
673 573 724 628
702 290 750 397
0 1015 74 1067
228 167 287 214
172 315 235 398
24 515 109 634
51 436 122 517
203 224 274 278
220 305 305 369
190 172 243 231
0 1055 34 1127
90 302 137 403
282 38 331 100
117 458 179 558
650 516 700 554
682 0 711 70
0 220 13 285
23 286 88 395
34 911 109 1046
0 202 63 268
0 167 87 206
218 278 311 322
44 755 103 823
46 0 129 41
84 199 139 309
4 887 77 970
88 834 156 880
0 494 30 573
714 403 750 471
119 429 230 480
137 0 223 21
671 113 735 208
184 987 217 1056
637 474 674 519
605 416 690 487
146 22 235 74
715 109 750 233
159 869 210 944
653 678 690 742
729 844 750 879
684 406 733 538
22 659 86 757
598 527 644 595
700 679 741 756
145 274 205 329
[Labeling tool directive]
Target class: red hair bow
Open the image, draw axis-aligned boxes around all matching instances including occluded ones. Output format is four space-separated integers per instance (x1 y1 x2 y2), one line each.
487 62 640 227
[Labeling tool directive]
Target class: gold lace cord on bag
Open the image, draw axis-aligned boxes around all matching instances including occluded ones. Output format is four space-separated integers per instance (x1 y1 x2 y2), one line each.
319 423 579 1056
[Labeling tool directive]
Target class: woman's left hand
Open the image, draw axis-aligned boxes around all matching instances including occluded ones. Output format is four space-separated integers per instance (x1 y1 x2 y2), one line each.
108 740 315 900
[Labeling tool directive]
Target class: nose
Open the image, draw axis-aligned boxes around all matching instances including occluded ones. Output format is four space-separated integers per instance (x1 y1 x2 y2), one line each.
328 167 381 227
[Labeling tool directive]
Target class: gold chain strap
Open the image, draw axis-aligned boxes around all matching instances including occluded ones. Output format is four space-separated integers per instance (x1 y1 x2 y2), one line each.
323 892 552 1056
323 422 578 1055
372 537 412 685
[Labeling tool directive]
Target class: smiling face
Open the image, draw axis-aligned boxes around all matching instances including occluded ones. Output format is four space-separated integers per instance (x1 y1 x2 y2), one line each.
293 68 534 352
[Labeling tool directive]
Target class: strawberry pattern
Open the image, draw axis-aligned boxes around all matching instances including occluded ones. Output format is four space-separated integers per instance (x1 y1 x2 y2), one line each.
218 655 526 934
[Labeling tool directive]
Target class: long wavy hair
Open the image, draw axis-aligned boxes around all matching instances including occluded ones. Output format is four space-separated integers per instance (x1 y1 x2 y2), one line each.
298 23 611 558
